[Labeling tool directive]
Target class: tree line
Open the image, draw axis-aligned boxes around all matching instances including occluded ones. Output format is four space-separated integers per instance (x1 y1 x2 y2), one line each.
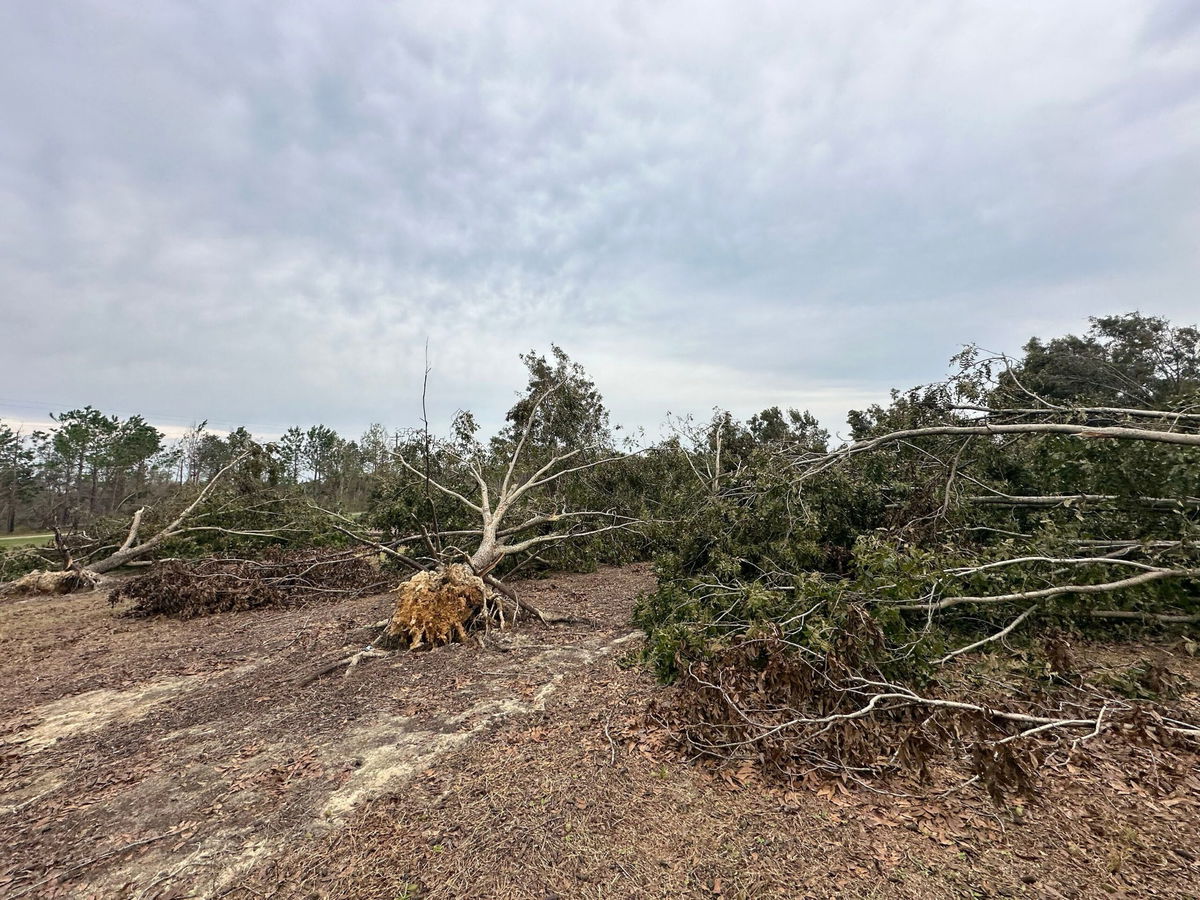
0 413 407 533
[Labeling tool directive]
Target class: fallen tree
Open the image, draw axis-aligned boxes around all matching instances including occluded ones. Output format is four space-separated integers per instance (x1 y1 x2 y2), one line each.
1 449 259 595
638 316 1200 795
335 348 641 652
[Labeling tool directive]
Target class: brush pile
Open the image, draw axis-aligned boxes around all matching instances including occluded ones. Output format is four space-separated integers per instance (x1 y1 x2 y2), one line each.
109 548 386 618
652 621 1200 799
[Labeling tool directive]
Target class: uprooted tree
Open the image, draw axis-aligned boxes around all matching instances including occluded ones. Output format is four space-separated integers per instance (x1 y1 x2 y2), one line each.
1 448 266 595
637 313 1200 795
345 347 641 650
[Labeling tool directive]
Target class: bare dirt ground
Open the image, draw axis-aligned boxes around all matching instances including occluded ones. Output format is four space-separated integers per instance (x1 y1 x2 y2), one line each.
2 563 1198 899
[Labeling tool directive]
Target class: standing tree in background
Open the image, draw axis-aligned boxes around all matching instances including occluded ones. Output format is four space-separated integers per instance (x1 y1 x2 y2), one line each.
105 415 163 510
50 407 116 521
0 425 36 533
304 426 341 485
278 427 305 484
359 423 393 478
1011 313 1199 407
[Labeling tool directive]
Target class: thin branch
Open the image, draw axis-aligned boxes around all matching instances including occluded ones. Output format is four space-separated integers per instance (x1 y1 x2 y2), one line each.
966 494 1200 509
498 382 563 506
310 504 430 572
175 526 298 539
504 509 640 536
1088 609 1200 624
946 556 1164 576
502 452 627 510
388 451 482 514
798 422 1200 481
952 404 1200 422
903 566 1200 612
496 447 584 514
497 520 640 557
89 450 254 574
420 340 444 550
937 606 1038 664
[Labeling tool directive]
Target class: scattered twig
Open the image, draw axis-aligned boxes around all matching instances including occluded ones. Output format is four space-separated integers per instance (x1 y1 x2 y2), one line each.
12 828 187 899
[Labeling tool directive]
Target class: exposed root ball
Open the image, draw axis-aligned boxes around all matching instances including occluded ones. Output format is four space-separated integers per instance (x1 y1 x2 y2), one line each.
383 564 486 650
3 568 99 596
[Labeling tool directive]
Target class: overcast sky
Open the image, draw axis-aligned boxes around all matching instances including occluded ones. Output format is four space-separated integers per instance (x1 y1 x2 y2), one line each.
2 1 1198 442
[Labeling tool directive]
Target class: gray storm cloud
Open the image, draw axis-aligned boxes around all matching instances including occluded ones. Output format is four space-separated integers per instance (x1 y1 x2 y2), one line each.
1 0 1198 439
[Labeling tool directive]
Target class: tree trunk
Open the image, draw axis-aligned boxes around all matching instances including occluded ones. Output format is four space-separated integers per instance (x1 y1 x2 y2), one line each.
467 528 503 577
89 542 156 575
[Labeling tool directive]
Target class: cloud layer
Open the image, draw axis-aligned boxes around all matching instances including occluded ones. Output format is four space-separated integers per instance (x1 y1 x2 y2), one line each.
2 1 1198 439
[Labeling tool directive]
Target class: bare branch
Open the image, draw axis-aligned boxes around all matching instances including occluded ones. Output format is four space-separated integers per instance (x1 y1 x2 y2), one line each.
497 520 640 557
503 452 627 509
966 493 1200 509
89 449 254 574
420 341 444 551
945 556 1165 576
498 382 563 505
937 606 1038 664
496 446 584 513
903 566 1200 612
388 450 483 514
1087 609 1200 624
117 507 145 554
799 421 1200 481
306 503 425 567
176 526 298 539
951 404 1200 422
504 509 640 535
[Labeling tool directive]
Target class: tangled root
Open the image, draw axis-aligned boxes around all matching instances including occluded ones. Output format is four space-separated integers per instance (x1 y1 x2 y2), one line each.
382 564 487 649
2 568 100 596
